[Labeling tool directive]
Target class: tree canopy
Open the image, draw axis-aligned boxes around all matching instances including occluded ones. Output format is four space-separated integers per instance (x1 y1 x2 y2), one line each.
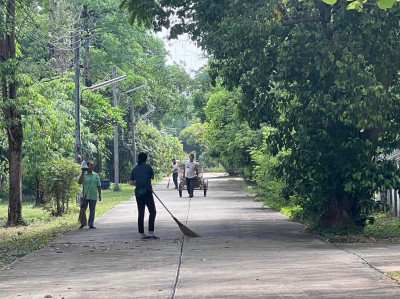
122 0 400 228
0 0 195 225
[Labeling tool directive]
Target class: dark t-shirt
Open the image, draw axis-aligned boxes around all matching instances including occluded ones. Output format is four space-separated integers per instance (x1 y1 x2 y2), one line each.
130 163 154 196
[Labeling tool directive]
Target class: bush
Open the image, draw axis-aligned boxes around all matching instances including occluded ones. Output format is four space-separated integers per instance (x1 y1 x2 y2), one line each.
42 157 81 216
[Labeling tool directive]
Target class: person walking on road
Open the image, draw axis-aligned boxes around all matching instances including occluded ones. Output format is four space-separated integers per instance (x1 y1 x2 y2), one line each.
130 152 159 240
78 161 101 229
171 158 179 189
183 154 198 198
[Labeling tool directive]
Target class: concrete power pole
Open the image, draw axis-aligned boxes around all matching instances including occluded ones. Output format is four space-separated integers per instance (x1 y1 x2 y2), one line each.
113 68 119 190
117 84 147 167
74 23 81 162
82 4 92 87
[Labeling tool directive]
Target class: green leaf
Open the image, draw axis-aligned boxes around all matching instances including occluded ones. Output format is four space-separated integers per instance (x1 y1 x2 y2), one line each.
378 0 397 9
347 1 360 9
321 0 337 4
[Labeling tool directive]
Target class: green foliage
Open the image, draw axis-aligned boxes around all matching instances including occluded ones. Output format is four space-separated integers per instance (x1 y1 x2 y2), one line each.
363 213 400 239
0 201 52 227
20 78 75 198
1 0 193 232
281 206 305 223
42 157 81 216
181 122 209 150
205 88 256 177
135 121 186 178
116 120 186 182
204 164 225 173
388 272 400 284
250 127 290 210
323 0 400 10
321 0 337 4
377 0 399 9
189 71 214 122
17 76 124 203
0 183 133 269
82 91 125 138
122 0 400 228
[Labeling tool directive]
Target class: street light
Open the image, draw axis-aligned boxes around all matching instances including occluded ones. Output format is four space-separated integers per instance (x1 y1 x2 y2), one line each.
116 84 148 167
119 84 148 97
87 75 127 91
75 75 127 162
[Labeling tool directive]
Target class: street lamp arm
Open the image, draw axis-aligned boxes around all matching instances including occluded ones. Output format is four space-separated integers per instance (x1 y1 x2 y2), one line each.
88 75 127 91
120 84 148 95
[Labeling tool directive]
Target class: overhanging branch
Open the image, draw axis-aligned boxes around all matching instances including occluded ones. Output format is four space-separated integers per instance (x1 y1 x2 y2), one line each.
282 17 323 26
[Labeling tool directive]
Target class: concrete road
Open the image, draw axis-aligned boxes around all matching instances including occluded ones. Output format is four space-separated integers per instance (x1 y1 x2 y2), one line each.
1 173 400 298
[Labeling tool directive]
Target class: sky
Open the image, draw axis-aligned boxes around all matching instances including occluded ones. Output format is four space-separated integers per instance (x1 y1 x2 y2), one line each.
156 29 208 77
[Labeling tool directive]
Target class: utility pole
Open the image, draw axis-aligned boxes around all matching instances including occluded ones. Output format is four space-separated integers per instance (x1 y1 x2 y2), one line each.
116 84 147 176
119 84 148 166
82 4 92 87
74 22 81 162
113 68 119 190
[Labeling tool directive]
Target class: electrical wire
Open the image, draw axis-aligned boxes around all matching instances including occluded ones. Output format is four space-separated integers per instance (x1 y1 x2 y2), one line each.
18 1 83 39
3 2 83 51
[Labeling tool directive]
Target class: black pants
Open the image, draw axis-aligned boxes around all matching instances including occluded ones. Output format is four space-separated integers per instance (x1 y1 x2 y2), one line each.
136 191 156 234
186 177 195 196
172 172 178 188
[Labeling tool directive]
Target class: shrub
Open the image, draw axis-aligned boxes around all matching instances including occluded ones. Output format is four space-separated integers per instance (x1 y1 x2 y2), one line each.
42 157 81 216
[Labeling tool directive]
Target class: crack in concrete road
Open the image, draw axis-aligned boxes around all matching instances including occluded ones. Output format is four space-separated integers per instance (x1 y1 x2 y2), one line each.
2 174 400 298
171 196 197 299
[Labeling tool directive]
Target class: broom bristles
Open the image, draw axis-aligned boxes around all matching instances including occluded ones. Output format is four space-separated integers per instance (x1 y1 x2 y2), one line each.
173 216 201 238
152 191 201 237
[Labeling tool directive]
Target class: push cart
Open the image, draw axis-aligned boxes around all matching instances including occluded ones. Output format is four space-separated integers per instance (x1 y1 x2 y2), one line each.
178 165 208 197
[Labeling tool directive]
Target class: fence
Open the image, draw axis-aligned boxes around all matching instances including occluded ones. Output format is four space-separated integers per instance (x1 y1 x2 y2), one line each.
378 190 400 217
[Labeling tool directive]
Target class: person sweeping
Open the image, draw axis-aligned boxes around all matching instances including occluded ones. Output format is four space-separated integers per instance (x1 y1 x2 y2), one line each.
130 152 159 240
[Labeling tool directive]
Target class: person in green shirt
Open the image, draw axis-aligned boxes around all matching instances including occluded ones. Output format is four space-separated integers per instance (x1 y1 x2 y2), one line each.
78 161 101 229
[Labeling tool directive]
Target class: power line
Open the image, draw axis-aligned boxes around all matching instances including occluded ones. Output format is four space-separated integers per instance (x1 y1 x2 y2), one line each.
3 2 82 51
18 2 83 39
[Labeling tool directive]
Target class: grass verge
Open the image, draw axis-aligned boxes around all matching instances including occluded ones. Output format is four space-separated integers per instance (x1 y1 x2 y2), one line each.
389 272 400 283
324 213 400 243
252 186 400 243
0 184 134 270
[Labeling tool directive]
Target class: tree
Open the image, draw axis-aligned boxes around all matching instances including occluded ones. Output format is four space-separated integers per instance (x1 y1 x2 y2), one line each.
0 0 24 226
324 0 400 10
122 0 400 228
204 88 256 177
189 71 213 122
115 120 185 181
181 122 209 152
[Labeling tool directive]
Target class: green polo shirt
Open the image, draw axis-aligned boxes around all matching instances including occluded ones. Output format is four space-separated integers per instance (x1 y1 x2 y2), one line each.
83 171 101 200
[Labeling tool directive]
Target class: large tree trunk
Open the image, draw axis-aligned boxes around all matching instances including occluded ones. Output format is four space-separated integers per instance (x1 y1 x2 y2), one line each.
1 0 24 226
318 193 362 228
7 137 23 225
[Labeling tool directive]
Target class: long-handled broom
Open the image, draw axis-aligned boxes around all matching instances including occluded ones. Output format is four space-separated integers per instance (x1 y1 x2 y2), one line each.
152 191 201 238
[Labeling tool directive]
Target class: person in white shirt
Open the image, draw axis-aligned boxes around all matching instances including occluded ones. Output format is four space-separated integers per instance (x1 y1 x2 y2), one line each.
171 159 179 189
183 154 198 198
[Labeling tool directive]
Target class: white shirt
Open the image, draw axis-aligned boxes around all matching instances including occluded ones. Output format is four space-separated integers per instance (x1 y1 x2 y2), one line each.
171 163 178 173
185 161 197 178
